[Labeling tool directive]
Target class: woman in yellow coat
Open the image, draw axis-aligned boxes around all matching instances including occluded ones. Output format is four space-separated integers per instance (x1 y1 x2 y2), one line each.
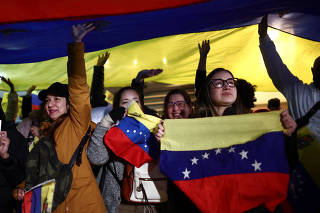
37 23 107 213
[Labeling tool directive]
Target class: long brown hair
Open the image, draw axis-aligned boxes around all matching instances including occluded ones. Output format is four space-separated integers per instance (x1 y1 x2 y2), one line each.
112 87 142 108
195 68 235 117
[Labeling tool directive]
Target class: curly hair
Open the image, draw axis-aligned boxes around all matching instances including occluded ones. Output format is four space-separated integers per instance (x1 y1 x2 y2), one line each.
234 79 257 114
163 89 193 119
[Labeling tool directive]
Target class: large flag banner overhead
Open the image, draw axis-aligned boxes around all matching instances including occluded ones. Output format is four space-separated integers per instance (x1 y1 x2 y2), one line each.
160 112 290 213
22 179 55 213
0 0 319 92
104 101 161 167
0 0 208 23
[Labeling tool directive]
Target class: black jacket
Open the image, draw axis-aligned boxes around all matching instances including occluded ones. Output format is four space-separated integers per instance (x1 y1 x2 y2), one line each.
0 122 28 213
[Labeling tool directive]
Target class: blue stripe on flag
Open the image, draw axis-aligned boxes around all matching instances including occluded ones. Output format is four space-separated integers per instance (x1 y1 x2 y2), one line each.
117 116 159 158
160 131 289 181
31 186 42 213
0 1 319 63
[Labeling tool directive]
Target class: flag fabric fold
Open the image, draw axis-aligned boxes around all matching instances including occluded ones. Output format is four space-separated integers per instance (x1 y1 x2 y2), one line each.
22 179 55 213
160 112 290 213
104 101 161 167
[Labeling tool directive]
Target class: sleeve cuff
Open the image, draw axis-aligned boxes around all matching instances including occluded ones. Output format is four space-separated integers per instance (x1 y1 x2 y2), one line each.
0 154 13 166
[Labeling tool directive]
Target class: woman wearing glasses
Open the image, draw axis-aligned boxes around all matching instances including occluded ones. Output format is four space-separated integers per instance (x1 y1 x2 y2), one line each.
156 89 201 213
163 89 193 119
195 68 238 117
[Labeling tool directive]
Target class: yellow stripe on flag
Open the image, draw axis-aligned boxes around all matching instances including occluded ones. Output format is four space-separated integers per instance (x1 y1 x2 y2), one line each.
127 101 161 133
161 111 283 151
0 25 318 92
40 180 55 212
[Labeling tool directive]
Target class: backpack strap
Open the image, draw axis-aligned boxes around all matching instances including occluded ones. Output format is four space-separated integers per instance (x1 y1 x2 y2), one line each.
296 101 320 130
68 126 92 168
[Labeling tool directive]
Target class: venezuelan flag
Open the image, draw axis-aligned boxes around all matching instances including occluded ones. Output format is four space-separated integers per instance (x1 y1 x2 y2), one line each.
160 112 290 213
31 93 42 110
104 101 161 167
22 179 55 213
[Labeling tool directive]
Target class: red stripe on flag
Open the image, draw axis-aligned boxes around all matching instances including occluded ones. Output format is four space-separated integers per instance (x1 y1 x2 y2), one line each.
174 172 289 213
22 191 33 213
104 126 153 167
0 0 208 24
31 105 40 110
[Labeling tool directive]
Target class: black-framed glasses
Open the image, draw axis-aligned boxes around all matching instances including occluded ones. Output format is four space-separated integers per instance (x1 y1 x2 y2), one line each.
210 78 237 88
167 101 186 108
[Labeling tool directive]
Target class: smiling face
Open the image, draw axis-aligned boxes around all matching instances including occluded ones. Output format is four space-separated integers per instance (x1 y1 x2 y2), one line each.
209 71 237 107
167 94 191 119
45 95 68 120
119 89 142 108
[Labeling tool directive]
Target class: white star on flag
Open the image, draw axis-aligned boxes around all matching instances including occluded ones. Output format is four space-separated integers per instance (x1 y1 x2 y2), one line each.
239 150 248 159
139 132 142 135
251 160 262 171
126 129 130 133
215 148 221 155
133 130 136 133
228 147 235 153
202 152 209 159
190 157 199 165
182 168 191 179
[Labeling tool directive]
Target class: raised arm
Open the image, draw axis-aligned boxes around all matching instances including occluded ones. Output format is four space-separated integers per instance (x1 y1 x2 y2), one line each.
1 77 18 122
22 85 36 119
195 40 210 98
67 23 95 131
90 52 110 108
258 15 302 96
131 69 162 110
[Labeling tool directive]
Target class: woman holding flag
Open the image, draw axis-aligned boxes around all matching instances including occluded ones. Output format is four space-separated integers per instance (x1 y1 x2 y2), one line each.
194 68 297 135
87 85 168 213
156 67 298 212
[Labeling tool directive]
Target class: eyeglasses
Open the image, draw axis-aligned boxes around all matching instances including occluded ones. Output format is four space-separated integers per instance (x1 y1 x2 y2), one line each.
210 78 237 88
167 101 186 108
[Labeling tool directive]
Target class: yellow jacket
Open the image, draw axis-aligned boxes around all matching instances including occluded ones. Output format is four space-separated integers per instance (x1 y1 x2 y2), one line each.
51 42 106 213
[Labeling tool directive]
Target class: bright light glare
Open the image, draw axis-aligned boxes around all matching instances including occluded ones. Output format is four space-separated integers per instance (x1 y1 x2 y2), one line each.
133 59 138 65
162 57 167 65
268 29 279 41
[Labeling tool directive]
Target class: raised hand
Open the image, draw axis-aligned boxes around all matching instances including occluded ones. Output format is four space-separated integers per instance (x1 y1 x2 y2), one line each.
109 107 126 123
0 76 14 92
136 69 163 83
72 23 96 42
97 51 110 66
0 131 10 159
258 15 268 38
280 110 297 136
198 40 210 57
27 85 36 96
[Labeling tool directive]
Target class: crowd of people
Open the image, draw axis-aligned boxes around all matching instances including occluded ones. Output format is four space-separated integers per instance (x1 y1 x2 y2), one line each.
0 15 319 213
